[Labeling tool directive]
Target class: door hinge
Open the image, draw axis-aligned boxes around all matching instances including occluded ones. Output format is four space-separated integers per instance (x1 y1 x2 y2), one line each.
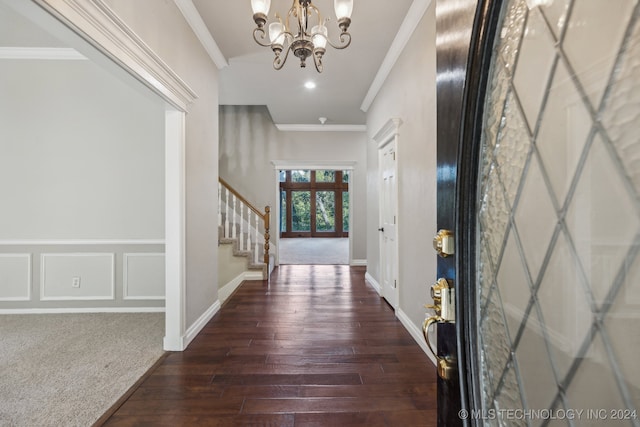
393 152 396 161
394 279 397 288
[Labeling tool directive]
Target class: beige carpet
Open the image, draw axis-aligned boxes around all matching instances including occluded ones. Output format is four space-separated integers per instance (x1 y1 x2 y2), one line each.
278 237 349 264
0 313 165 427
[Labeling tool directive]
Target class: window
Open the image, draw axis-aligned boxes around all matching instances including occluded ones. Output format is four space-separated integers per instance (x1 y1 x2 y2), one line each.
279 170 349 237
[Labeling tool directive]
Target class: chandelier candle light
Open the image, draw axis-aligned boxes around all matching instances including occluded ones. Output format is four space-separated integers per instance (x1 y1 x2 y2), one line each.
251 0 354 72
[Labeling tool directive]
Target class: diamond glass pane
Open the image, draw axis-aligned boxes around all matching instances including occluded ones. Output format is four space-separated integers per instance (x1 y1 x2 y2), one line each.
493 363 527 427
565 332 630 419
479 241 496 303
562 0 635 109
605 253 640 407
479 163 510 263
536 230 592 382
514 307 558 419
476 0 640 419
494 90 531 210
601 17 640 196
512 7 557 131
536 59 592 207
496 230 532 340
540 0 570 40
481 285 513 389
565 133 640 307
513 154 558 283
497 0 528 74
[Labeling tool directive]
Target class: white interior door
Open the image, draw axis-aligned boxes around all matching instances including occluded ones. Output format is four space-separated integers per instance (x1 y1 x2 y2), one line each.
380 142 398 308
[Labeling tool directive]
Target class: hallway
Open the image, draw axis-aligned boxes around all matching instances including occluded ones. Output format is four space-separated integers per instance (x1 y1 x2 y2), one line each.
102 266 437 426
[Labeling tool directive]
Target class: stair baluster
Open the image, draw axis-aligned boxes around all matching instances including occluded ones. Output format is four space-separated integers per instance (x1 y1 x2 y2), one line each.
218 182 222 230
232 194 237 239
254 213 259 265
218 177 271 280
239 202 245 251
224 187 230 238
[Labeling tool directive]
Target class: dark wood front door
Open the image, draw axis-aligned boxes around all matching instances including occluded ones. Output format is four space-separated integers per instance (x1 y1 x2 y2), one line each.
437 0 640 425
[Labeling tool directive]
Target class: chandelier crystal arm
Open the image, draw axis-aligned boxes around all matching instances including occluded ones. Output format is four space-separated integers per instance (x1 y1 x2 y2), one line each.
251 0 353 72
314 31 351 50
253 27 272 47
274 43 294 70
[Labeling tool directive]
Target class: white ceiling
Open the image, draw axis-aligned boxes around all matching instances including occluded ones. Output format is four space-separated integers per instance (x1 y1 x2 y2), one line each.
1 0 426 128
189 0 417 126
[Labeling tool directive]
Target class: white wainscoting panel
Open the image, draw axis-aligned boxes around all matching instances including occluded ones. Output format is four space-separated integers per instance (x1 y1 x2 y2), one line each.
0 254 31 301
123 253 165 300
41 253 114 300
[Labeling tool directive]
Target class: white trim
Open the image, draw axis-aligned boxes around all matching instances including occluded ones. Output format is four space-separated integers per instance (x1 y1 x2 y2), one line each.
275 124 367 132
365 272 381 295
244 271 264 280
0 307 165 314
0 47 86 60
182 300 221 349
164 110 187 351
219 270 263 305
123 253 166 300
396 308 437 367
0 254 32 301
271 160 357 170
0 239 165 246
30 0 198 111
373 117 403 148
350 259 367 267
375 118 401 310
218 272 244 304
173 0 228 69
360 0 432 112
40 253 115 301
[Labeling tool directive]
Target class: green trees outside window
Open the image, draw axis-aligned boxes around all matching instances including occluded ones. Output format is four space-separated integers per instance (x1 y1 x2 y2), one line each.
279 170 349 237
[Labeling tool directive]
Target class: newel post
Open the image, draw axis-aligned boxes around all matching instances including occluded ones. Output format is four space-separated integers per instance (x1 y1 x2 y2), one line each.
263 206 271 266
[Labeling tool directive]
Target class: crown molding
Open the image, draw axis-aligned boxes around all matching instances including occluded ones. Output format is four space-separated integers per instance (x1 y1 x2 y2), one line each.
30 0 198 112
272 160 357 170
360 0 432 112
275 124 367 132
0 47 87 60
174 0 228 70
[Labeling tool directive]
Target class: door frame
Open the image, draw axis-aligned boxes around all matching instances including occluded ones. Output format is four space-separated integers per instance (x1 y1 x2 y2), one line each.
374 118 402 310
20 0 197 351
272 160 356 267
455 0 507 419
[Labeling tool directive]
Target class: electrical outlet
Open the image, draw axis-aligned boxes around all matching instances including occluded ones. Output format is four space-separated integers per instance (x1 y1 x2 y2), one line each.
72 277 81 288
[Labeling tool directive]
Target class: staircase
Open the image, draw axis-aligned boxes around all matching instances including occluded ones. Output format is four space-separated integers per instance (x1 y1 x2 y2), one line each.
218 178 272 280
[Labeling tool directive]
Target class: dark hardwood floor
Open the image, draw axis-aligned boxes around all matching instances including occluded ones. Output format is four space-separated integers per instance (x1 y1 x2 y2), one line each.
102 265 437 426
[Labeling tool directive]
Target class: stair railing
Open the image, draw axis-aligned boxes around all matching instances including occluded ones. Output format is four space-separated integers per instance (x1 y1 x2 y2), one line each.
218 177 270 269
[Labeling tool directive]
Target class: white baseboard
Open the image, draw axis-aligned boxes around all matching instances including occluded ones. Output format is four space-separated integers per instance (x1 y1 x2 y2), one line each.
182 300 221 350
350 259 367 266
0 307 165 314
396 308 437 367
244 271 263 280
364 272 381 295
219 271 262 304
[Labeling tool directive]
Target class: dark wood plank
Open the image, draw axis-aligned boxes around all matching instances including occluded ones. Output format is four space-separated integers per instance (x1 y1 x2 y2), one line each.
99 265 437 426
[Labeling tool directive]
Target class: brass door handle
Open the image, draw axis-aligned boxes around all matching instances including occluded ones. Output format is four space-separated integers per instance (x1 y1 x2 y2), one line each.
422 315 457 380
422 315 440 360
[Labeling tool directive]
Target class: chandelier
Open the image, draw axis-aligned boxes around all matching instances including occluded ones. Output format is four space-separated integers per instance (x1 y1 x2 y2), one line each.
251 0 354 72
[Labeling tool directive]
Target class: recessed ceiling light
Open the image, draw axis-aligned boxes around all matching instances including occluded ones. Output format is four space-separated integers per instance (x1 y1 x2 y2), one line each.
304 81 316 89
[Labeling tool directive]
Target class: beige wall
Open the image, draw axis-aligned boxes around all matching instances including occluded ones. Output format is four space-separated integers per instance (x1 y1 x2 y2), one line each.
365 3 437 328
219 105 368 261
103 0 220 327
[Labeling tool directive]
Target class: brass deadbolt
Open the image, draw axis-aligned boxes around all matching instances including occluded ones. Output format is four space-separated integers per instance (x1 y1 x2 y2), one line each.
433 229 454 257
